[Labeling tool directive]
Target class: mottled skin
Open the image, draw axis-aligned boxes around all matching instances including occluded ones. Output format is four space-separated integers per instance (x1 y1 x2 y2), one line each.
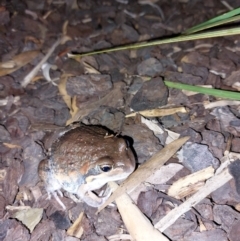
38 125 135 208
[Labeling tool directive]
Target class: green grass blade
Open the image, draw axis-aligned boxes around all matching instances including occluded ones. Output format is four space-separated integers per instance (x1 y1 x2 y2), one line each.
68 27 240 57
184 7 240 34
184 15 240 34
164 80 240 100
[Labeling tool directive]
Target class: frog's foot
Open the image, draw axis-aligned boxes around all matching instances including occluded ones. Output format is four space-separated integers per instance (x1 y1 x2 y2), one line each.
77 185 112 207
47 191 66 210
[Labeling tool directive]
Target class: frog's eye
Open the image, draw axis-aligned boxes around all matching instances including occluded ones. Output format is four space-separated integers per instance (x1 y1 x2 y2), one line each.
99 165 113 172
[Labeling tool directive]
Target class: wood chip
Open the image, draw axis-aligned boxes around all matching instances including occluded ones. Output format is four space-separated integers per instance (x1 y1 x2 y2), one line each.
168 166 214 199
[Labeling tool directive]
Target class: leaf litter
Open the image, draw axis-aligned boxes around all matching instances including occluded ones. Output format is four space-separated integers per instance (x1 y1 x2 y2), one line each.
1 1 240 240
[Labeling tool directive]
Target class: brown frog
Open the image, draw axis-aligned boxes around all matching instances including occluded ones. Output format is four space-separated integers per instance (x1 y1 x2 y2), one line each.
38 124 135 208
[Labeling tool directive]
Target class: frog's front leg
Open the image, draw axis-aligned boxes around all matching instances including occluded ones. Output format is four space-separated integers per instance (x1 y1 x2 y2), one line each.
51 191 66 209
39 159 67 209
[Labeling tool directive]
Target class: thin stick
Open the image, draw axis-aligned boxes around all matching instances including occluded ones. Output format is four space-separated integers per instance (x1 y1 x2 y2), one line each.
154 168 233 232
21 38 62 87
204 100 240 109
109 182 169 241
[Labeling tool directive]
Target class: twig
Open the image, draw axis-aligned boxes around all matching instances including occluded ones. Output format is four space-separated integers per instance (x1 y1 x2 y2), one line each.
21 37 62 87
154 168 233 232
204 100 240 109
109 182 169 241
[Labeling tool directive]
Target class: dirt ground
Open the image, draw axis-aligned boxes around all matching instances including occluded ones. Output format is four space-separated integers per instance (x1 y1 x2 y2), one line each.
1 0 240 240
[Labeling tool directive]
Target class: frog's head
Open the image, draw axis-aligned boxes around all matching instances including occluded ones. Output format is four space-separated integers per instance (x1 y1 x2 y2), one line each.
76 136 135 207
82 137 135 191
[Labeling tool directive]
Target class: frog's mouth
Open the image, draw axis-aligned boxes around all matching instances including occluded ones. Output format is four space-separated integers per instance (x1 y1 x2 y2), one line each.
77 184 111 207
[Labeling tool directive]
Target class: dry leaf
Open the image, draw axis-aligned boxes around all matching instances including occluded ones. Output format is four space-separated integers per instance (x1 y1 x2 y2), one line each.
168 166 214 199
83 61 100 74
66 96 79 125
13 208 43 233
62 20 69 36
58 74 73 110
3 143 21 149
0 50 40 77
58 73 78 126
67 212 84 238
98 136 189 212
109 182 169 241
31 75 44 83
126 107 187 118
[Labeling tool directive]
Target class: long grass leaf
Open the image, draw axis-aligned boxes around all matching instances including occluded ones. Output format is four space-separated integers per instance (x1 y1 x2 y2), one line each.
164 80 240 100
69 27 240 57
184 7 240 34
184 15 240 34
